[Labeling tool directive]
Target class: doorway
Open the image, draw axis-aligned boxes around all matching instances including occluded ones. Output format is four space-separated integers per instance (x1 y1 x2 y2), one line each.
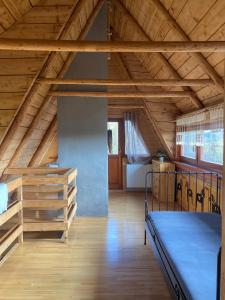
108 119 124 190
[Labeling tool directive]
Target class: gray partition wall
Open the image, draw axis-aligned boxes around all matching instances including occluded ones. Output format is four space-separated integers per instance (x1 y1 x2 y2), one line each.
57 5 108 216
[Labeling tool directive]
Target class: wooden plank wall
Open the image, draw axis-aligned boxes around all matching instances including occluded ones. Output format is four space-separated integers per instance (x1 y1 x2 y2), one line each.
112 0 225 111
108 53 166 157
0 0 100 174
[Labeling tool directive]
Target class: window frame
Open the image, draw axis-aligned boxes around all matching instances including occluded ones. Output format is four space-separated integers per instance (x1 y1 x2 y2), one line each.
176 144 222 172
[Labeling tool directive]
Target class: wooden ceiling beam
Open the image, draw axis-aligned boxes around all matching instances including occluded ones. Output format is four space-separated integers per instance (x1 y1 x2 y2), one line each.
0 39 224 52
115 53 174 159
109 105 144 109
50 90 194 98
112 0 203 109
0 0 103 169
38 78 213 86
149 0 224 91
0 0 85 163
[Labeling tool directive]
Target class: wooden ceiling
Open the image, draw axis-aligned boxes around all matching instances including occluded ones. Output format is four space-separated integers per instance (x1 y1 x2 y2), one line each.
0 0 224 173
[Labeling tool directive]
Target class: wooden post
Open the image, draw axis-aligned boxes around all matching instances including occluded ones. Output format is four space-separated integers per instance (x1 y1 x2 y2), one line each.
63 184 69 243
221 60 225 299
17 185 23 244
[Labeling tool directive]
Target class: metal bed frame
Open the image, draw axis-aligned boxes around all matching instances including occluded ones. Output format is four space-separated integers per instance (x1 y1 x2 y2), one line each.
144 170 222 300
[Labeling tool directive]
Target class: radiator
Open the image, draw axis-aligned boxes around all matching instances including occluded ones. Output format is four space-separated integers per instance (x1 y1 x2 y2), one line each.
126 164 152 189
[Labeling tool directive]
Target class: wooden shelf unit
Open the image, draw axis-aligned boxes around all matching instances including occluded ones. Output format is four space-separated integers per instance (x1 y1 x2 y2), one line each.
5 168 77 242
0 176 23 265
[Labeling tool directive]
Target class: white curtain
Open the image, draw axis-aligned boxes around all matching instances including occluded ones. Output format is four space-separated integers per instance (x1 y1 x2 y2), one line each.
124 112 150 164
176 104 224 164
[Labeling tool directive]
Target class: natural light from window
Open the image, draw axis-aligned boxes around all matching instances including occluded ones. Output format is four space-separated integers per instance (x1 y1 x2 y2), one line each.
107 122 119 155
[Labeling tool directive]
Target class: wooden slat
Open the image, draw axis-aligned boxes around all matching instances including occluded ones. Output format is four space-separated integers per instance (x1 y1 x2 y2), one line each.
0 202 22 227
5 167 68 175
5 177 22 193
28 117 57 167
23 222 66 232
111 0 203 109
0 225 22 256
68 186 77 206
149 0 224 91
22 176 68 185
23 200 68 209
68 202 77 229
65 168 77 184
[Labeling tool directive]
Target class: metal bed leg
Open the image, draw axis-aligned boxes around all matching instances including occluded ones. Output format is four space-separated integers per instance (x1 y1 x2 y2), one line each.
144 229 147 245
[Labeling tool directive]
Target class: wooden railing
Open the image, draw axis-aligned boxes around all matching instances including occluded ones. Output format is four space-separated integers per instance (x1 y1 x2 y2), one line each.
0 176 23 265
5 167 77 242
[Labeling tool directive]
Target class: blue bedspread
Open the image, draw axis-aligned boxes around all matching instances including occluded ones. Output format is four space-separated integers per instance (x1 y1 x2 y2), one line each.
148 212 221 300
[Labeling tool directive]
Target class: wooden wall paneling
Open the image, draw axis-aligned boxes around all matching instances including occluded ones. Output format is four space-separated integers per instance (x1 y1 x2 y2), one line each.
30 0 76 6
7 96 54 167
0 0 102 171
148 0 224 91
0 0 16 30
137 109 162 156
111 0 203 109
17 0 103 167
29 117 56 167
1 0 32 20
22 5 72 24
38 135 58 166
115 52 175 159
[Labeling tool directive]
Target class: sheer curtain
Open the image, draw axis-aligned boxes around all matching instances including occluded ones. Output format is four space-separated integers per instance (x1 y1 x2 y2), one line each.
176 104 224 164
124 112 151 164
176 112 205 159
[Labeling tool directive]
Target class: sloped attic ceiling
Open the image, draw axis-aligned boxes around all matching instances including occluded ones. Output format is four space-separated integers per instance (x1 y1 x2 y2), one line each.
0 0 103 174
0 0 224 173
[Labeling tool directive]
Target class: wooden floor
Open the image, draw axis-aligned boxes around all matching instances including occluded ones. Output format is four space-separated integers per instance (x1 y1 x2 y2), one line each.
0 191 172 300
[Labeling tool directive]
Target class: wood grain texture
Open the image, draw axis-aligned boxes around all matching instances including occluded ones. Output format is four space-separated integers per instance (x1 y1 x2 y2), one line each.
0 191 173 300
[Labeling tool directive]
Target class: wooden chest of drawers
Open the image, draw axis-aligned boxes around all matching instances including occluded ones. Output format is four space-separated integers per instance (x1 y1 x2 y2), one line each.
152 160 175 203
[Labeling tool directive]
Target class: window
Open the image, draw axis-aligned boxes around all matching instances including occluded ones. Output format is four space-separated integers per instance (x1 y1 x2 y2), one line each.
181 131 196 159
201 129 223 165
107 121 119 155
124 112 150 164
176 105 224 166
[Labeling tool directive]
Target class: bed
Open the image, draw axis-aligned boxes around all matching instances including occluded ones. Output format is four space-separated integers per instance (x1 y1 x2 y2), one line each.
146 212 221 300
144 170 222 300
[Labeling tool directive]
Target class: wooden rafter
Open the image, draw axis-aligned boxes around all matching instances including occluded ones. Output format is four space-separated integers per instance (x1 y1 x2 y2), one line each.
50 90 194 98
116 52 174 159
109 105 144 109
112 0 203 109
8 96 55 167
38 78 213 86
29 117 57 167
0 0 105 168
0 0 84 162
149 0 224 91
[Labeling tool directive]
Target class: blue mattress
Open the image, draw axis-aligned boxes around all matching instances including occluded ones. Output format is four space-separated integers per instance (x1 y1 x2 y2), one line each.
147 212 221 300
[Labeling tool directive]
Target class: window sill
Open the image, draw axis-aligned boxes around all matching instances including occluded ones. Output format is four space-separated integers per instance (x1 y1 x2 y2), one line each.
175 160 222 176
